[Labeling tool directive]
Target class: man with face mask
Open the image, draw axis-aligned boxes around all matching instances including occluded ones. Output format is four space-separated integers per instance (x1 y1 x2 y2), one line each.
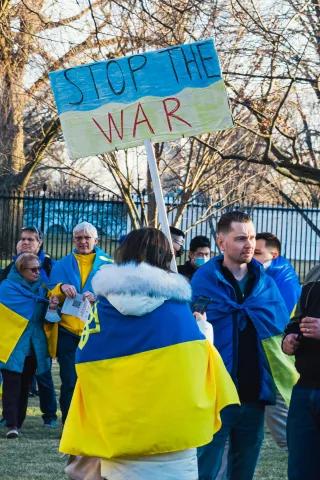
254 232 301 317
178 236 211 280
254 233 301 450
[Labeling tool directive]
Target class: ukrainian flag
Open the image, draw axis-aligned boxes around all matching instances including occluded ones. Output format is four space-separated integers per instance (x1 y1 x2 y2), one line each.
60 297 239 459
0 279 40 363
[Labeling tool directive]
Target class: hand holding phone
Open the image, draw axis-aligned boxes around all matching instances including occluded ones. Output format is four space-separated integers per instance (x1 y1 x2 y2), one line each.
191 296 212 314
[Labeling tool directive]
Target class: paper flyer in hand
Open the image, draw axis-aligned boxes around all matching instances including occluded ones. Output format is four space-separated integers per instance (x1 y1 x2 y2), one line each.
61 294 92 322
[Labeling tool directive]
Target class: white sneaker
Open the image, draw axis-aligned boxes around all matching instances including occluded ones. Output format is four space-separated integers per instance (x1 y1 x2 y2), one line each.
6 428 19 439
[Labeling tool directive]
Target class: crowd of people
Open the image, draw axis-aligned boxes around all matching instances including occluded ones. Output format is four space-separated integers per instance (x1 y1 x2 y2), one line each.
0 212 319 480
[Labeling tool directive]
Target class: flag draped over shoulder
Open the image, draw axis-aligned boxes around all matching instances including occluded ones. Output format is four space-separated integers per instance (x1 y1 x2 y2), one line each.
0 279 46 363
192 256 299 406
266 256 301 316
207 290 298 406
60 262 239 460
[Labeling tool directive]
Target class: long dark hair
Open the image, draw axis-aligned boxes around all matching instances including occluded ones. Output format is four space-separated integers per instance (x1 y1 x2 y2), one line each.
115 228 172 271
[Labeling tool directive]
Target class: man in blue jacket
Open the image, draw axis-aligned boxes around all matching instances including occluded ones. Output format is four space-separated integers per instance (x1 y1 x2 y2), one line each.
254 232 301 449
192 211 294 480
48 221 112 423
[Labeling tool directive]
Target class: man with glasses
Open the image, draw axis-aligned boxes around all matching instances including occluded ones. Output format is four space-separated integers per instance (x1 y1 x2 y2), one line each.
48 221 112 423
0 226 58 427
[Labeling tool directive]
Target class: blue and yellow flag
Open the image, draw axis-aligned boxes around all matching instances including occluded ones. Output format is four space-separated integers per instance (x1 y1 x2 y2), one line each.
0 303 28 363
60 297 239 459
192 256 299 406
0 276 45 363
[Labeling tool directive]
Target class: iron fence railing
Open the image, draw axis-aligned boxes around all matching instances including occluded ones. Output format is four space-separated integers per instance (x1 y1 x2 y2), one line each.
0 190 319 281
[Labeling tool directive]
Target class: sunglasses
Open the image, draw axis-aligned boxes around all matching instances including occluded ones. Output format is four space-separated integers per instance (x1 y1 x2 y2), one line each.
24 266 41 273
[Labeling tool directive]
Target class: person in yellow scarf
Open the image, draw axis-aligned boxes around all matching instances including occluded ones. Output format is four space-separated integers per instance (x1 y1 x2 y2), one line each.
48 221 112 423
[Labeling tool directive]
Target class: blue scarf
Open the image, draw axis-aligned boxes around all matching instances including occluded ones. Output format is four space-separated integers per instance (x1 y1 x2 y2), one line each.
0 267 48 321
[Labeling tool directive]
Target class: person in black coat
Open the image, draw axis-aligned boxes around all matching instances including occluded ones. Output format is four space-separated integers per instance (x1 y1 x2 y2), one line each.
178 235 211 281
282 280 320 480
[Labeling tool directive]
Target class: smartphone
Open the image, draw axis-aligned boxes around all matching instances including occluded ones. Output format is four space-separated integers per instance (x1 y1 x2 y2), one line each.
191 296 212 314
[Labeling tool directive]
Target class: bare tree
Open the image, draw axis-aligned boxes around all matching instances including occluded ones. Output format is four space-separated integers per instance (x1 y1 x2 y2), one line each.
1 0 319 203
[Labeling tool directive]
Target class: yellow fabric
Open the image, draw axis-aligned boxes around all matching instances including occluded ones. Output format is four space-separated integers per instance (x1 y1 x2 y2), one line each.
0 303 28 363
49 253 95 340
262 334 299 406
74 253 95 288
44 322 59 358
60 340 239 459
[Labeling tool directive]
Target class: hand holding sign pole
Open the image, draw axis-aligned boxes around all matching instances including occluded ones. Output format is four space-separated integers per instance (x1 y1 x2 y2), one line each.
49 39 233 255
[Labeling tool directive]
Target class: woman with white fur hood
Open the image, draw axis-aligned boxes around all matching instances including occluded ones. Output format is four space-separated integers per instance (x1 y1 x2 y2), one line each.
60 227 239 480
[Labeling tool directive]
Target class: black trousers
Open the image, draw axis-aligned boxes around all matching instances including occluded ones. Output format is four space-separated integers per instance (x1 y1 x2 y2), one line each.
1 355 37 428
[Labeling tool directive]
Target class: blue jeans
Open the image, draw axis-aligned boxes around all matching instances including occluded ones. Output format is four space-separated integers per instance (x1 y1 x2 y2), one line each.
36 363 57 423
265 391 288 448
197 403 265 480
287 385 320 480
56 328 79 423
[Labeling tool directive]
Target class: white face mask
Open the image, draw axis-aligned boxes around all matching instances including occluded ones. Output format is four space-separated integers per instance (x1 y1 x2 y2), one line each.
45 309 61 323
263 259 272 270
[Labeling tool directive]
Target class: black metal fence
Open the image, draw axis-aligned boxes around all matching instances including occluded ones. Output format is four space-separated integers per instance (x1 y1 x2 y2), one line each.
0 190 320 280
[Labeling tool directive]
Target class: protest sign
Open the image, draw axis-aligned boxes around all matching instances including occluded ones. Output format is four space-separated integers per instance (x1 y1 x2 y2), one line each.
50 39 233 271
49 39 233 159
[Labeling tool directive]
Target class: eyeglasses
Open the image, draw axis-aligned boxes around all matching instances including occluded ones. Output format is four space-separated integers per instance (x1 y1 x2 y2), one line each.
24 266 41 273
172 237 184 247
74 236 94 241
21 226 42 240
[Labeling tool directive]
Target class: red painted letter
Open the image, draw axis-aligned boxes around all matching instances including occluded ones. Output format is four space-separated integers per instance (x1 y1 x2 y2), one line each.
162 97 192 131
92 110 124 143
132 102 155 137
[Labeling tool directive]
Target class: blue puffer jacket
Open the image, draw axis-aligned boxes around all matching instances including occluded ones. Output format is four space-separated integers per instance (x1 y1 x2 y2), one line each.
191 256 290 404
0 267 50 374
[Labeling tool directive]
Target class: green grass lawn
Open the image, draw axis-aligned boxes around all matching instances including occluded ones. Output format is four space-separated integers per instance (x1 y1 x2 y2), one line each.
0 363 288 479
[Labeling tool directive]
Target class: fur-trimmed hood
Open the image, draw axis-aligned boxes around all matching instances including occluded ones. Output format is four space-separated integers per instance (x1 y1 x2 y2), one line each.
92 262 192 316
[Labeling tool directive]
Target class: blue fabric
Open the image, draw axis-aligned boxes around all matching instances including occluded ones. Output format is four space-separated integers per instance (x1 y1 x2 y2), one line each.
197 403 265 480
265 256 301 315
36 362 58 423
191 256 290 403
0 268 48 322
0 268 50 374
50 40 221 115
76 298 204 364
287 385 320 480
48 247 112 292
56 328 79 423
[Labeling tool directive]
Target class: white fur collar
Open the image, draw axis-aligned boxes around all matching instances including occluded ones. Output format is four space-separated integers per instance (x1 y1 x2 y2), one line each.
92 262 191 303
